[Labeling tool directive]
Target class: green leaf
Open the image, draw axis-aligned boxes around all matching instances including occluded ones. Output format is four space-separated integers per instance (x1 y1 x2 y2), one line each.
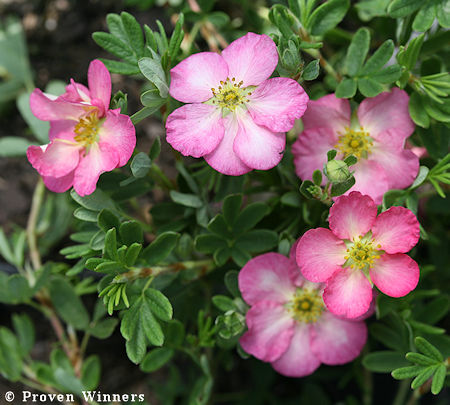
104 228 118 261
224 270 240 298
330 176 355 196
74 208 98 222
119 221 144 245
17 92 49 143
223 194 243 227
415 336 443 362
195 234 227 254
170 190 203 208
358 77 384 97
145 289 173 321
0 327 23 381
406 352 437 366
307 0 350 36
336 78 357 98
388 0 423 17
92 32 136 63
100 58 140 75
363 351 410 373
0 228 15 264
312 169 322 185
360 40 394 75
431 364 446 394
149 136 161 161
212 295 237 312
141 232 179 265
131 152 152 178
411 366 436 389
12 314 34 356
409 92 430 128
231 246 252 267
168 13 184 59
412 1 436 31
398 34 424 71
138 57 169 98
303 59 320 80
49 277 89 330
233 203 269 234
370 64 402 84
70 189 116 212
120 11 144 57
436 0 450 28
140 88 166 108
0 136 35 157
140 348 174 372
125 243 142 266
392 365 424 379
81 355 101 391
235 230 278 253
89 318 119 339
345 28 370 76
98 209 120 233
208 214 230 236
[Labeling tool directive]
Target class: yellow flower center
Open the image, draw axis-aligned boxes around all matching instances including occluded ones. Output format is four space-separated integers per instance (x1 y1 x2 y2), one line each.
344 235 382 270
335 126 373 159
210 77 252 111
74 112 100 147
288 288 324 323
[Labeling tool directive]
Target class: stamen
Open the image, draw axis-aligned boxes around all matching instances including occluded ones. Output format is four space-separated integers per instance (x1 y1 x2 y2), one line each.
335 126 373 159
287 288 324 324
209 77 249 111
74 112 100 148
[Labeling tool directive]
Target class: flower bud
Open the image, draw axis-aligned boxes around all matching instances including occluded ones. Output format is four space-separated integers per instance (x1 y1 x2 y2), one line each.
325 159 351 183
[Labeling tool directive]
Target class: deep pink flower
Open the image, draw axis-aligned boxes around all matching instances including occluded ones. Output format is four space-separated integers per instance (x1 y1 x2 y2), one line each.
292 89 419 204
166 33 309 175
297 191 420 319
238 247 368 377
27 60 136 196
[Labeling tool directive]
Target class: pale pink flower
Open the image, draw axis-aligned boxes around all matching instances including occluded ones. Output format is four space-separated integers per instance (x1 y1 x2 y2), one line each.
27 60 136 196
292 89 419 204
166 32 309 175
238 246 368 377
297 191 420 319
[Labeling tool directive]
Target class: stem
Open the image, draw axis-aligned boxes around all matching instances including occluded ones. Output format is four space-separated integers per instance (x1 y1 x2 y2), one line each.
149 164 175 190
26 178 45 271
393 380 411 405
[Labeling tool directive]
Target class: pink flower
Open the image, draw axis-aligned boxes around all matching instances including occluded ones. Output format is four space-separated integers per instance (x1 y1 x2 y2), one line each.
238 247 368 377
297 191 420 319
292 89 419 204
27 60 136 196
166 33 309 175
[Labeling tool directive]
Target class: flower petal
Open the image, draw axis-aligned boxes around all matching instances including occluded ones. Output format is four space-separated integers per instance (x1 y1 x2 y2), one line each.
292 127 338 183
369 131 419 190
42 171 75 193
27 141 80 178
233 111 285 170
296 228 347 283
372 207 420 254
271 323 321 377
247 78 309 132
310 311 367 365
49 120 76 141
73 142 119 196
221 33 278 87
88 59 112 114
240 301 294 362
98 109 136 166
238 253 296 306
61 80 91 103
204 114 252 175
357 88 414 139
30 89 86 121
323 268 373 319
348 159 389 205
169 52 228 103
166 104 224 158
370 254 419 297
302 93 351 132
329 191 378 240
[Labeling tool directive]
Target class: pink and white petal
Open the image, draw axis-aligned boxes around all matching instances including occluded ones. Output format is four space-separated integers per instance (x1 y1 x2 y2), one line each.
323 268 373 319
49 120 77 141
166 104 224 158
61 80 91 103
271 323 321 377
73 142 120 196
292 127 339 184
169 52 228 103
30 89 86 121
204 114 252 175
238 253 296 306
42 171 75 193
329 191 378 240
348 160 389 205
221 33 278 87
98 110 136 166
87 60 112 113
372 207 420 254
357 88 414 139
27 141 81 178
296 228 347 283
247 78 309 132
311 311 367 365
288 240 308 288
302 94 351 132
240 301 295 362
233 112 285 170
369 135 419 190
370 254 419 297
